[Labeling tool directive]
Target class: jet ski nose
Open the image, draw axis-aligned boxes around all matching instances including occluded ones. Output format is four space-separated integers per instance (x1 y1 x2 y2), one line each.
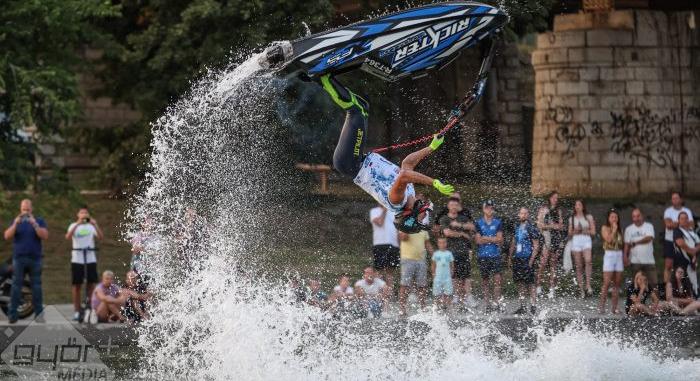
259 41 294 70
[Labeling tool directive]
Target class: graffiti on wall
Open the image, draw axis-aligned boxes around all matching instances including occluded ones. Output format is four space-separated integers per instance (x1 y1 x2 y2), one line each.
544 98 700 172
609 107 677 171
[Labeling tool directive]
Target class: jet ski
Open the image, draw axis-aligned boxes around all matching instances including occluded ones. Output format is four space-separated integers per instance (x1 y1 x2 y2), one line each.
259 1 508 82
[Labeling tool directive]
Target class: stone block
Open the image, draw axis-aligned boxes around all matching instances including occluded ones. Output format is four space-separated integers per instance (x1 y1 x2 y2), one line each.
590 80 626 95
589 137 613 152
579 96 601 109
577 148 600 165
590 165 627 180
587 29 633 47
644 81 662 95
626 81 644 95
584 47 614 62
552 69 580 81
579 68 600 81
501 112 521 124
568 48 585 63
633 11 661 47
535 70 550 83
634 67 661 80
553 11 634 32
601 95 636 109
559 165 589 180
600 67 635 80
557 81 589 95
532 49 568 66
661 81 677 94
613 47 662 66
590 109 614 123
598 151 629 165
507 79 518 90
537 31 586 49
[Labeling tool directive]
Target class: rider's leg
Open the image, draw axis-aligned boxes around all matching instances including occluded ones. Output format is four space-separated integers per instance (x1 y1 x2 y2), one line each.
389 169 435 205
319 74 369 178
401 146 434 171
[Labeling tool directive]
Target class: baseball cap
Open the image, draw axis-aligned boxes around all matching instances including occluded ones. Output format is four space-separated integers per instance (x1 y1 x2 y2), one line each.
483 199 495 208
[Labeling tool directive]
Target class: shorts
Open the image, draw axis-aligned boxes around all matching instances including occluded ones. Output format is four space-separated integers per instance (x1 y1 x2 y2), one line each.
373 245 400 270
630 263 659 288
477 257 502 278
512 257 535 284
400 259 428 287
663 241 676 259
71 262 98 285
432 277 454 296
571 235 592 252
453 253 471 280
603 250 624 272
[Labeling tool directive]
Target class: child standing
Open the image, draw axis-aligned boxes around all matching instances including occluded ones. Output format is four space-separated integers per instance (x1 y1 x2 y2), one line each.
432 237 455 310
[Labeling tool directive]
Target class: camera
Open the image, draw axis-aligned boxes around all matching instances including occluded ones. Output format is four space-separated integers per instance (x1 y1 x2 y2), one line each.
83 217 90 223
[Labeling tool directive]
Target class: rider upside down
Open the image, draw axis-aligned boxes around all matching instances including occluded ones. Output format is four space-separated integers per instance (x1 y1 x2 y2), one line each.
318 74 455 233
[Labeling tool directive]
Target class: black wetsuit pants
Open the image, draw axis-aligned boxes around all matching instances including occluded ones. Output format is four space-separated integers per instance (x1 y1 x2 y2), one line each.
319 74 370 178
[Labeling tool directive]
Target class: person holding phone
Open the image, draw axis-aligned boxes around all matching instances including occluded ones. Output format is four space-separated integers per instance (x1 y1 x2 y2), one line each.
65 206 104 321
3 199 48 323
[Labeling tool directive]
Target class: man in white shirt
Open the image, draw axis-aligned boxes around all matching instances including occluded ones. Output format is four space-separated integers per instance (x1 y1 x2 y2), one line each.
663 192 694 283
65 206 104 321
370 205 399 291
624 208 658 289
354 267 388 318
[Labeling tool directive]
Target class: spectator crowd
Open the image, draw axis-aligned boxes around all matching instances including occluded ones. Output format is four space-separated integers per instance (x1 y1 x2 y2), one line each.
4 190 700 324
2 199 152 324
293 191 700 318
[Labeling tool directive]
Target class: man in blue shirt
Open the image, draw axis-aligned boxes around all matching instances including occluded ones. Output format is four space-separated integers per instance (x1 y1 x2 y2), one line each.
3 199 48 323
475 200 503 312
509 207 540 315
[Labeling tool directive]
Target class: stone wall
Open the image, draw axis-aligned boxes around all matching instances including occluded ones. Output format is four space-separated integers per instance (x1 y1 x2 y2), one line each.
531 10 700 197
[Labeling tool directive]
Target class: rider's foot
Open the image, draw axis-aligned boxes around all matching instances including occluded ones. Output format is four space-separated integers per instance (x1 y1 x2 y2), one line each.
432 179 454 195
429 134 445 151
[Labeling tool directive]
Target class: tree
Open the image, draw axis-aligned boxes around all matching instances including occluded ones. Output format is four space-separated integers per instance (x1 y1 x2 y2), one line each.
0 0 120 190
83 0 333 191
97 0 333 121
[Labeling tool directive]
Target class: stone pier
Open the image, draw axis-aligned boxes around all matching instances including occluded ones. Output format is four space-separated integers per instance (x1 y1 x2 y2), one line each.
531 10 700 197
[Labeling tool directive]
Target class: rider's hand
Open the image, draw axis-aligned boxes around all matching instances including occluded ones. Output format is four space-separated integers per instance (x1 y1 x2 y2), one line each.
429 134 444 151
433 179 454 195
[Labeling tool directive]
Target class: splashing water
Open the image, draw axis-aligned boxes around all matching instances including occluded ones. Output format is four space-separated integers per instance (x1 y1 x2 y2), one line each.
129 51 699 380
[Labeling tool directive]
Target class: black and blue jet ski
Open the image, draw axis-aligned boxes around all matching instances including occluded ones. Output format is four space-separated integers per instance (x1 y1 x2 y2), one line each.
260 1 508 82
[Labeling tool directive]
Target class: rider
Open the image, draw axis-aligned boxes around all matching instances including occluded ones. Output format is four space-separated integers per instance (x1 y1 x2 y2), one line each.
318 74 454 232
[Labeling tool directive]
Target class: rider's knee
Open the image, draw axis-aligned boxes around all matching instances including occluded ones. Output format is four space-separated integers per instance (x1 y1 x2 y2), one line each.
332 153 354 177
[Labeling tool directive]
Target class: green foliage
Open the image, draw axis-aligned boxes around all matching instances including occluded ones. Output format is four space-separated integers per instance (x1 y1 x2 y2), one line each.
71 123 151 195
83 0 334 190
0 0 120 190
494 0 557 40
97 0 334 120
